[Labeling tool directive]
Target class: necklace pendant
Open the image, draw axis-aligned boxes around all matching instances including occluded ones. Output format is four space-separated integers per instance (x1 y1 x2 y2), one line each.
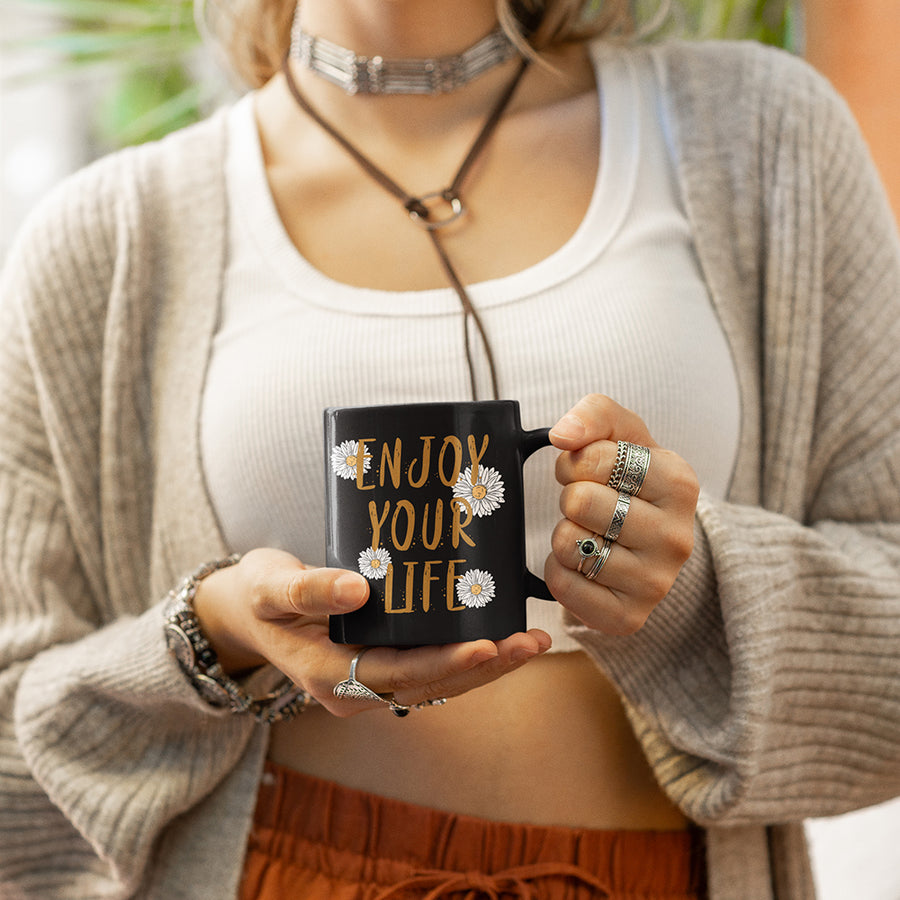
407 190 466 231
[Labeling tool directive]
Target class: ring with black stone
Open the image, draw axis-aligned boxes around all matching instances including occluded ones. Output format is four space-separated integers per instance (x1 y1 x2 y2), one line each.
576 535 603 573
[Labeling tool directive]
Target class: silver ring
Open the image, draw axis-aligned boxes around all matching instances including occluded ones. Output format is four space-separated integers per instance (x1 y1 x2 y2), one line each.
333 648 385 703
603 491 632 542
583 539 613 581
389 698 411 717
576 535 603 573
608 441 650 497
607 440 628 490
335 652 448 716
389 697 448 717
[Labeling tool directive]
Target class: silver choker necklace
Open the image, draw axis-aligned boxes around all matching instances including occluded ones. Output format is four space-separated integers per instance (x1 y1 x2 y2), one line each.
289 18 519 96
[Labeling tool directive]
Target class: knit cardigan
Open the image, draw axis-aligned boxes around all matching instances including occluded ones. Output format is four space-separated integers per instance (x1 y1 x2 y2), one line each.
1 40 899 900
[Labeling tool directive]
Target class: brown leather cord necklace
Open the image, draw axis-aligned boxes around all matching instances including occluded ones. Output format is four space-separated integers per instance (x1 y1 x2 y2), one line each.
280 52 531 401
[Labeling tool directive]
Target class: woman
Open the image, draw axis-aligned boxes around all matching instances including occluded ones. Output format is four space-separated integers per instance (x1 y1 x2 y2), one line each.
1 1 899 898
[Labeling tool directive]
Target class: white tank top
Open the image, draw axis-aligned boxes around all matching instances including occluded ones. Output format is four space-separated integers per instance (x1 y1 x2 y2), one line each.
201 44 740 650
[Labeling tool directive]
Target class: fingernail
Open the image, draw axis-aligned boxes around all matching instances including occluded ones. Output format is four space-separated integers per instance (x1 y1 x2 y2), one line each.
511 646 538 662
470 647 498 665
550 414 585 442
334 573 367 610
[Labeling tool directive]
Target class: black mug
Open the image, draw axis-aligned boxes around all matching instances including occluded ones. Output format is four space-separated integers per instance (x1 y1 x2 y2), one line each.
325 400 556 647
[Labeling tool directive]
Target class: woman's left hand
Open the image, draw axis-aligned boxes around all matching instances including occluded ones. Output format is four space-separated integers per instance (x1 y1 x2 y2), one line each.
545 394 700 635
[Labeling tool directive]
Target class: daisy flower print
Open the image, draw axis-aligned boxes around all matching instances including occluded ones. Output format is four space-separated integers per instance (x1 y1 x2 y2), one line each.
331 439 370 480
456 568 496 608
358 546 391 580
453 466 505 517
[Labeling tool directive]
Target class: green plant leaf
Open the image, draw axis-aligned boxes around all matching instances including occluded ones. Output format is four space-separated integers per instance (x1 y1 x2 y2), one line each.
98 69 203 145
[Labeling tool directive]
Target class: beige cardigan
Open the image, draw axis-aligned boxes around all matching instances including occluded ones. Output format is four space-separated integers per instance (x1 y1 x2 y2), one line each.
1 40 899 899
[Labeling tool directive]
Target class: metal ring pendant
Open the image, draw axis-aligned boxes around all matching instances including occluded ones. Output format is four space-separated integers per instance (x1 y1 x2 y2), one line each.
408 190 466 231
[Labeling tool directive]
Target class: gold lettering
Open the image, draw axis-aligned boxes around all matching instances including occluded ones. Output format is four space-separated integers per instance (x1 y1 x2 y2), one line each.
368 500 390 550
403 561 418 611
422 560 442 612
437 436 463 487
446 559 466 610
420 499 443 550
407 436 434 488
383 563 412 613
391 499 415 551
467 434 489 485
356 439 375 490
451 497 475 548
379 438 402 489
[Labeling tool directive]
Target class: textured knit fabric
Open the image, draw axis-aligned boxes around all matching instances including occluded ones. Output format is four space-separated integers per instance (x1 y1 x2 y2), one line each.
202 46 741 653
238 761 706 900
1 40 900 900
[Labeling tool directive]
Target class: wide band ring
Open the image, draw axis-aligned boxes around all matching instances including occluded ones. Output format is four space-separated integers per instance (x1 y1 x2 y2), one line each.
603 491 632 542
607 441 651 497
583 538 613 581
333 648 385 703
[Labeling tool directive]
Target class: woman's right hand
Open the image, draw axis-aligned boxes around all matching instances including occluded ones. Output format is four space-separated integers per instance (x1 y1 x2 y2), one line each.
192 548 551 717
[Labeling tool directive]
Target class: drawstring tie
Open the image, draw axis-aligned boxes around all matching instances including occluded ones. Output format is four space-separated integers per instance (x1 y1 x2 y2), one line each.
373 861 611 899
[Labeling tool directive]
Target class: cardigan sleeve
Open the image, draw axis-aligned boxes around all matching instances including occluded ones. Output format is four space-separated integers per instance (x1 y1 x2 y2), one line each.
0 144 258 898
568 43 900 827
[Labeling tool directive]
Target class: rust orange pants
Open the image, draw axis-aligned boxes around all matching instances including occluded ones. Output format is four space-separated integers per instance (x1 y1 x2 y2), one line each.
239 761 706 900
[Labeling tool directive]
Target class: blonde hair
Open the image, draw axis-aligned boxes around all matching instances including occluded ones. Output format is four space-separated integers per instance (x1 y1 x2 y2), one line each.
198 1 636 89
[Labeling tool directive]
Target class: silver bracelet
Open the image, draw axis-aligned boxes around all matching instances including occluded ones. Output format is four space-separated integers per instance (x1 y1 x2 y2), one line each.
163 555 317 723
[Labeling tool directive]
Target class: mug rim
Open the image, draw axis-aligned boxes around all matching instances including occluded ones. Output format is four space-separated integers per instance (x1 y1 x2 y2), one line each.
325 399 520 416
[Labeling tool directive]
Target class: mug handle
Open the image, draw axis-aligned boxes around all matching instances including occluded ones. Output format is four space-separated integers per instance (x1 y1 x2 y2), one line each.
520 427 556 603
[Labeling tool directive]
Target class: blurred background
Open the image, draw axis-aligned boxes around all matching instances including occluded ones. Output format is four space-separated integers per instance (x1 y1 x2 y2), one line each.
3 0 899 249
1 2 899 895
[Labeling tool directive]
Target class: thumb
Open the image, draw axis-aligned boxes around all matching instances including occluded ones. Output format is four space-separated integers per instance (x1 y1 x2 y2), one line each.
237 549 370 620
549 394 656 452
284 567 370 618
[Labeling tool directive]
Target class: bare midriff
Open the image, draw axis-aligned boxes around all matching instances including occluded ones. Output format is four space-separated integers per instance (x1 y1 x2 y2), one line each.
268 650 688 830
